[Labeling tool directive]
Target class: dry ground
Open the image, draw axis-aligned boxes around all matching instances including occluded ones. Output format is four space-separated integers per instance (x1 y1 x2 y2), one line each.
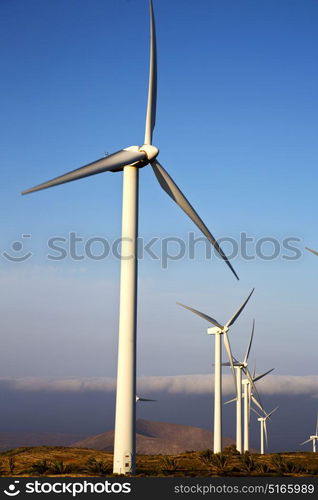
0 446 317 477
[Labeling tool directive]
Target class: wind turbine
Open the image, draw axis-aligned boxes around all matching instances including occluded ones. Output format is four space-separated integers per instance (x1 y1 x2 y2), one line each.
242 367 274 452
21 1 238 475
222 320 255 453
300 414 318 453
177 288 254 453
252 407 278 455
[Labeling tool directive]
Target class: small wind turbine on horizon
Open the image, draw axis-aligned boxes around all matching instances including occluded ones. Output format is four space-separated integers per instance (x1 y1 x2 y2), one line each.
240 365 274 452
222 320 256 453
21 1 238 475
252 406 278 455
300 414 318 453
177 289 254 453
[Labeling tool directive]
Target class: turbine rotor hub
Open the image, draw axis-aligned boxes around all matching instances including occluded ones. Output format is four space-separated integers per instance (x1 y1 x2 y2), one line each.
139 144 159 161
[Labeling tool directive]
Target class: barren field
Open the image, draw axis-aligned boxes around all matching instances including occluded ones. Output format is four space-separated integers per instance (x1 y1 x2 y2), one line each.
0 446 317 477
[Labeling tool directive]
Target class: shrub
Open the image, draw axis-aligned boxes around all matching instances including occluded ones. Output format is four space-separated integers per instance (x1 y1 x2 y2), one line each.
256 462 271 474
49 460 72 475
223 444 240 456
29 459 50 475
239 453 257 472
200 452 229 475
159 457 178 474
85 457 111 475
269 455 302 475
8 456 16 474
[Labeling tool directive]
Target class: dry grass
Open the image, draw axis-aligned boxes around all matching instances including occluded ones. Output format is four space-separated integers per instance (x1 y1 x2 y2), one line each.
0 447 317 477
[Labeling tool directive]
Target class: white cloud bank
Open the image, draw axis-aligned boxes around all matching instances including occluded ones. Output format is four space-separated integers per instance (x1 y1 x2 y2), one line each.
0 374 318 397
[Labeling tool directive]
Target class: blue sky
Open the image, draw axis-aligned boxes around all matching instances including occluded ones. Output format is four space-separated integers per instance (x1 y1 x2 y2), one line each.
1 0 318 396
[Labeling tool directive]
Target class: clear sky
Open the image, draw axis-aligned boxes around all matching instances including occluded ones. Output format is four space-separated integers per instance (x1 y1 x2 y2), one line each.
1 0 318 403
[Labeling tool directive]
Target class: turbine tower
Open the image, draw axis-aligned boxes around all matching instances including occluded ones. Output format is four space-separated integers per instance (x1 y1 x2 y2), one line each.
300 414 318 453
222 320 255 453
242 367 274 452
21 1 238 475
178 289 254 453
253 407 278 455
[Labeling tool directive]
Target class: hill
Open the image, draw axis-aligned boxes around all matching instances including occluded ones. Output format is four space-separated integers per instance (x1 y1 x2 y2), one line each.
0 432 86 451
72 419 234 454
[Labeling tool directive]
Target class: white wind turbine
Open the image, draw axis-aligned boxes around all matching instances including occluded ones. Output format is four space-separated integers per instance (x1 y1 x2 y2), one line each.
300 414 318 453
177 289 254 453
252 407 278 455
21 1 238 475
222 320 255 453
242 366 274 452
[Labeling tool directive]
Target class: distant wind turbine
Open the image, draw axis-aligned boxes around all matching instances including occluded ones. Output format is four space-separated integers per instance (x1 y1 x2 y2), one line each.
177 289 254 453
252 407 278 455
21 1 238 475
241 366 274 452
222 320 256 453
300 414 318 453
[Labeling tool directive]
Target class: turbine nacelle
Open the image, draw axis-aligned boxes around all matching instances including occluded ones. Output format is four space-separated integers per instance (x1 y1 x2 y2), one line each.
207 325 228 335
122 145 159 167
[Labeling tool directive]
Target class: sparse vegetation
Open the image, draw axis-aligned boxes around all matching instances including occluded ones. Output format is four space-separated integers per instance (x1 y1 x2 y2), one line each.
49 460 72 475
256 462 271 474
85 457 111 475
0 446 316 477
159 456 178 474
29 459 50 475
8 456 16 474
239 452 257 472
200 451 229 475
223 444 240 456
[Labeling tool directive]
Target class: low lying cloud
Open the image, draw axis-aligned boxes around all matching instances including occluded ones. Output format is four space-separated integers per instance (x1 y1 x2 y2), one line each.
1 374 318 397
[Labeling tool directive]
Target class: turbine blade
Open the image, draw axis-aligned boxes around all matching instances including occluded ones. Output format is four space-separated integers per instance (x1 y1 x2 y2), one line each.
137 397 157 402
223 331 238 398
225 288 254 327
144 0 157 145
21 149 147 195
177 302 223 329
219 361 242 367
264 420 268 447
300 438 312 446
224 397 237 405
243 319 255 364
251 395 265 414
253 368 274 383
251 407 262 418
306 247 318 257
266 406 278 420
152 160 239 280
252 360 256 380
244 367 261 406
